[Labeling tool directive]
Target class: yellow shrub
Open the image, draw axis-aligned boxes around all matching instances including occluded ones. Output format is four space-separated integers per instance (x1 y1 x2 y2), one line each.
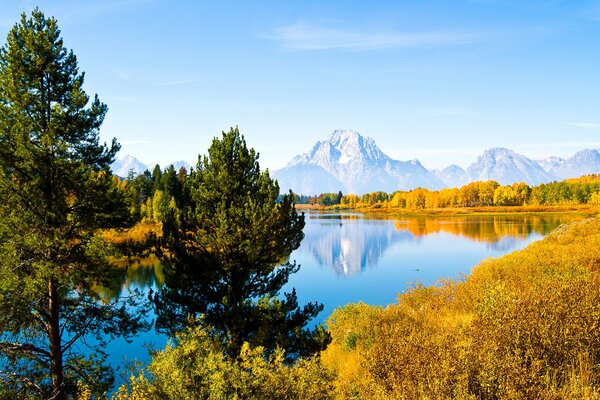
323 217 600 399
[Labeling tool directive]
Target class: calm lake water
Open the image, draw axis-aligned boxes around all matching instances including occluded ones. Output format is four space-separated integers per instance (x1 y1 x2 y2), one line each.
104 212 582 384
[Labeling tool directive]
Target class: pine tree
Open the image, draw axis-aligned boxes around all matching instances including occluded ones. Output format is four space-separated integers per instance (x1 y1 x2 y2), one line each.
0 9 146 399
154 127 330 359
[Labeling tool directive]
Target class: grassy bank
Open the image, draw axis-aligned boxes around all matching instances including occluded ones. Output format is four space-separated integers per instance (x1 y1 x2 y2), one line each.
322 216 600 399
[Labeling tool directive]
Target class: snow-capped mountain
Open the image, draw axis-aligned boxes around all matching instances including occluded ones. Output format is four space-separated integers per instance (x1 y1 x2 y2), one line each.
273 164 344 195
538 149 600 179
112 142 600 194
537 156 565 174
111 154 149 177
111 155 193 177
164 160 192 172
466 148 558 185
435 164 468 188
273 130 445 194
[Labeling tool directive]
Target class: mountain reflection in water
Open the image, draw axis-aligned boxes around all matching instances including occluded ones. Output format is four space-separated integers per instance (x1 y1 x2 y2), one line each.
299 213 573 277
103 214 579 293
97 212 582 381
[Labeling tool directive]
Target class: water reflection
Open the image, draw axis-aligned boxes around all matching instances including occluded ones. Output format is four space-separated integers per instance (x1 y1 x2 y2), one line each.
98 254 165 299
101 215 578 288
302 217 414 276
96 212 583 380
300 214 574 276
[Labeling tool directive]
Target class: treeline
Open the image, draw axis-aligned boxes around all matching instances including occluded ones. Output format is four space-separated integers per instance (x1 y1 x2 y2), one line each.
301 176 600 209
291 191 344 206
113 165 187 226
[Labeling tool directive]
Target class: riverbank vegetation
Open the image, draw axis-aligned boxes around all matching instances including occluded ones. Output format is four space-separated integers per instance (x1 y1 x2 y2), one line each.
321 216 600 399
114 212 600 399
297 176 600 214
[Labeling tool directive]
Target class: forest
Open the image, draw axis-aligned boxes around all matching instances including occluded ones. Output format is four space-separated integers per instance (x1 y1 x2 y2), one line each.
1 9 599 400
296 176 600 208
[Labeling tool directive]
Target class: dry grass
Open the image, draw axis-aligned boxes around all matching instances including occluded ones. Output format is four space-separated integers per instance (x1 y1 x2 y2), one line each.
323 217 600 399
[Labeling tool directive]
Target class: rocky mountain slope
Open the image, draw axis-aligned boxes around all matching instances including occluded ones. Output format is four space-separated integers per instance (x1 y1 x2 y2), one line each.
274 130 445 194
465 147 558 186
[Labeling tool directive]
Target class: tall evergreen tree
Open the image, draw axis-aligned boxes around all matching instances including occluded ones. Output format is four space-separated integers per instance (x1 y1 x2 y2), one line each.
154 127 330 359
151 164 162 191
0 10 146 399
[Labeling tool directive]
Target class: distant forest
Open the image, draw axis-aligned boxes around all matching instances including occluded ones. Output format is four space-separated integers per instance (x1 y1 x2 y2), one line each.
284 174 600 208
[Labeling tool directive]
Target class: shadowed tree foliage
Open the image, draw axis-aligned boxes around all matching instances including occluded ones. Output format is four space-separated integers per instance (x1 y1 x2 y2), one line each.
154 127 330 359
0 9 147 399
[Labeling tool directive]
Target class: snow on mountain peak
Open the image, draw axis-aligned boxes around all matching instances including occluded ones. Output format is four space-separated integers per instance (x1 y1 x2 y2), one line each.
111 154 149 177
435 164 468 187
111 155 193 178
480 147 517 160
467 147 557 185
572 149 600 162
542 149 600 179
275 130 444 194
328 129 360 144
326 129 384 165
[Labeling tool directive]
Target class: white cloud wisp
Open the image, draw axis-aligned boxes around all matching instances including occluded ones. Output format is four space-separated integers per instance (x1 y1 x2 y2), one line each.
268 22 493 51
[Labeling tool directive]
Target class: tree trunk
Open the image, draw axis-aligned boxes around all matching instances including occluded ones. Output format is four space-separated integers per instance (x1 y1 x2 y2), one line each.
48 278 65 400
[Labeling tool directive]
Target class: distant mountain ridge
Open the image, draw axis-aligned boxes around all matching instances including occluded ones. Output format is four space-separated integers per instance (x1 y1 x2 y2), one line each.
434 165 468 188
537 149 600 179
110 154 192 177
113 133 600 193
465 147 558 186
273 130 600 194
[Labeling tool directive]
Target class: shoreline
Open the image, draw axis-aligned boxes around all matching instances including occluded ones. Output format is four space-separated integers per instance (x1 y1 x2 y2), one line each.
295 203 600 217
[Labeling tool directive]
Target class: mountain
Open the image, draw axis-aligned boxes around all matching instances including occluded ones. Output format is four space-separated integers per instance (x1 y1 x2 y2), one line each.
435 164 468 188
111 154 149 177
538 149 600 179
537 156 565 173
273 164 344 195
465 147 557 186
273 130 445 195
111 155 194 177
164 160 192 172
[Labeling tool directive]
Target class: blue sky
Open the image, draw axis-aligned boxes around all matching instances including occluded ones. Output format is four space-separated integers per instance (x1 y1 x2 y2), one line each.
1 0 600 170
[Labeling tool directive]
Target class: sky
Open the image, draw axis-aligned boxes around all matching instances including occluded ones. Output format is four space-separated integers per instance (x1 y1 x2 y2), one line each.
1 0 600 170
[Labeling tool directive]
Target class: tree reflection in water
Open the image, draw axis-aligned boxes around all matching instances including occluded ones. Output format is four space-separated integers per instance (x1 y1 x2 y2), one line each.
300 214 580 276
97 254 165 300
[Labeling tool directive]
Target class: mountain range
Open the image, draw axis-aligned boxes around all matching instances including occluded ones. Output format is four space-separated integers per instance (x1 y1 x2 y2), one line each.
273 130 600 194
110 155 192 177
537 149 600 180
435 147 557 188
113 130 600 194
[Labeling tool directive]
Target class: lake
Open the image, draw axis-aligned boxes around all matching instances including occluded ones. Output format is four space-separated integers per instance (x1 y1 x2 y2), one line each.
104 212 582 384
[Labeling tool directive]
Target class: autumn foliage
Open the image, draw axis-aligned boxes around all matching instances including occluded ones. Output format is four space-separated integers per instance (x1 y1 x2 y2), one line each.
300 177 600 210
322 217 600 399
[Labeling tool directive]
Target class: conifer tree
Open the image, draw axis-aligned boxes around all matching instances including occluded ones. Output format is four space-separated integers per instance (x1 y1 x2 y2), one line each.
0 9 146 399
154 127 330 359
